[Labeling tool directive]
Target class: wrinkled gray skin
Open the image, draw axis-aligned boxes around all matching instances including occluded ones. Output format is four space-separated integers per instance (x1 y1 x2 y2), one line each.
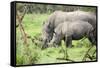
42 10 96 49
50 21 96 48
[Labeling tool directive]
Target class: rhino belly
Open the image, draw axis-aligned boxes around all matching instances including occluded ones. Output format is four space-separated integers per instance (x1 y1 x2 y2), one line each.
72 33 84 40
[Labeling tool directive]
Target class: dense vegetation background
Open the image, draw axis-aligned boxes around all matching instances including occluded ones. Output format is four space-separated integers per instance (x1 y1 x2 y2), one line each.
16 3 97 65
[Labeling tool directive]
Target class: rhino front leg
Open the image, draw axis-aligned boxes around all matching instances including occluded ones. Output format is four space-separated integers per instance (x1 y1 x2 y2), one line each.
42 39 48 49
49 35 61 47
65 35 72 48
63 35 72 59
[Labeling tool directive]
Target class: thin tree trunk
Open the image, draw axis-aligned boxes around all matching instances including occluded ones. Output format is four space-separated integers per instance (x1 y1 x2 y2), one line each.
16 5 28 46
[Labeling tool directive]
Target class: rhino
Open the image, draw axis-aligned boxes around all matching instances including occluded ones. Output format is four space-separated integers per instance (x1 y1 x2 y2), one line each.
42 10 96 49
50 21 96 48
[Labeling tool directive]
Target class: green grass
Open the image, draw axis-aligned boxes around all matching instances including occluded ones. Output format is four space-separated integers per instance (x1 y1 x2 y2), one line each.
22 14 49 36
16 13 97 65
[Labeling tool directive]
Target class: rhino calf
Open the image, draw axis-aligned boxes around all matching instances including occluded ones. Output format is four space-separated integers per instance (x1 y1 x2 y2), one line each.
50 21 96 48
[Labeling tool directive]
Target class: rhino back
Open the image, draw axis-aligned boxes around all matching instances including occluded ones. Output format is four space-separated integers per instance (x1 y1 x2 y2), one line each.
66 11 96 26
45 10 96 31
68 21 93 39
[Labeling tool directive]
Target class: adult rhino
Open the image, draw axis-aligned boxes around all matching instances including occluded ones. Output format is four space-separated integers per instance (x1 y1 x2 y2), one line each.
42 10 96 49
49 21 96 48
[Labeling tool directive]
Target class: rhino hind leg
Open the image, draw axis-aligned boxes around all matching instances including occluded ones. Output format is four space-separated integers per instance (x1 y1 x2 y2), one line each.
88 33 96 45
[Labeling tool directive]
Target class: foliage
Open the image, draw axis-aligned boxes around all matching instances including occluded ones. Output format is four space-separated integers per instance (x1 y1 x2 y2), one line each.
16 3 96 14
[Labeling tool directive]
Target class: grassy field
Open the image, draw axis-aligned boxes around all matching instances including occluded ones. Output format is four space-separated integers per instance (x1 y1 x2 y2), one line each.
16 13 96 65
